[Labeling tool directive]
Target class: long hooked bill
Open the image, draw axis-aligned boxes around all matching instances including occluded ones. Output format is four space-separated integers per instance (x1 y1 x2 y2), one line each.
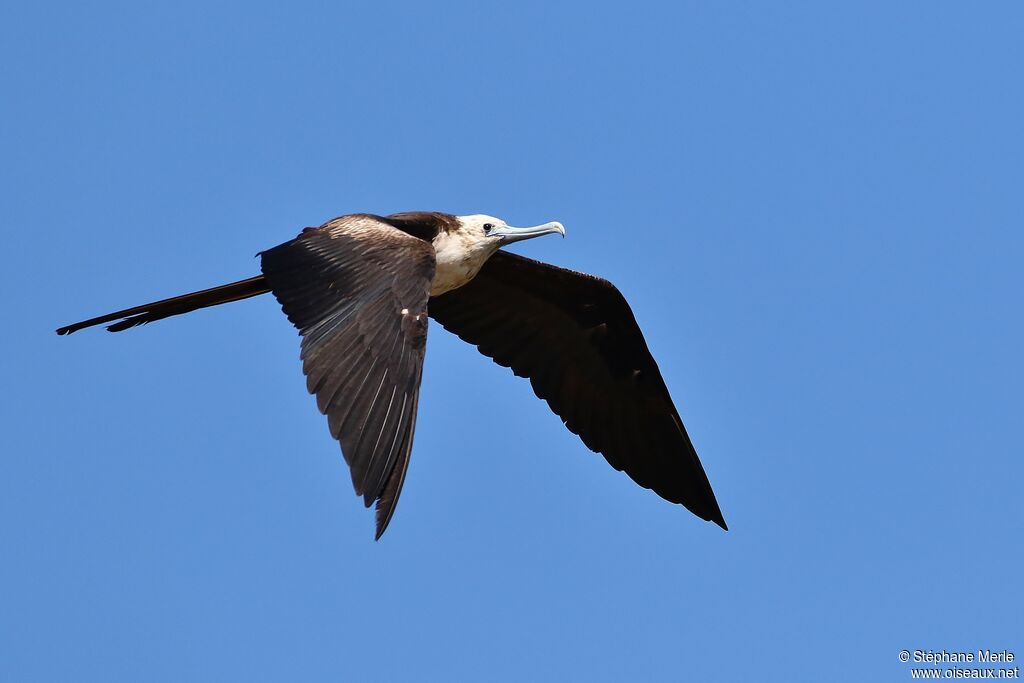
491 221 566 244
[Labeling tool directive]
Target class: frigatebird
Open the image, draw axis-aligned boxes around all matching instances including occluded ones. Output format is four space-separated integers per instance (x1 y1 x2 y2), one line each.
57 212 727 538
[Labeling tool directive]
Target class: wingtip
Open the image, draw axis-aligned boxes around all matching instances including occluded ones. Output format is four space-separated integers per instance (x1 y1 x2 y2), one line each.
374 512 393 541
706 501 728 531
373 501 394 541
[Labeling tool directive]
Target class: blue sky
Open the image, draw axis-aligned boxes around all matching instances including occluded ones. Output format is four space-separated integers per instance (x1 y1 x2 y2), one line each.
2 2 1021 681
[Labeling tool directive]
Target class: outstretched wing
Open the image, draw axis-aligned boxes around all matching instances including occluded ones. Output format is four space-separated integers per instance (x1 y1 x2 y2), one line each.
260 215 435 539
428 251 727 529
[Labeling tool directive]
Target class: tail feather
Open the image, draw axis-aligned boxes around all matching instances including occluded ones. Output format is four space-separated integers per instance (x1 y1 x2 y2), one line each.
56 275 270 335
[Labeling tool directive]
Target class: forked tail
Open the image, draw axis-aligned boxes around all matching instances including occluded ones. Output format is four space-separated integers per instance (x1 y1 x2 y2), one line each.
56 275 270 335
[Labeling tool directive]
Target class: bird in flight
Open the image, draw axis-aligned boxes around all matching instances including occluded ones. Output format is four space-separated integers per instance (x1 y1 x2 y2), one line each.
57 212 727 538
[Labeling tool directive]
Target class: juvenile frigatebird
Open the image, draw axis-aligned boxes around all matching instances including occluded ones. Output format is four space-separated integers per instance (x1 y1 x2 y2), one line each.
57 212 727 538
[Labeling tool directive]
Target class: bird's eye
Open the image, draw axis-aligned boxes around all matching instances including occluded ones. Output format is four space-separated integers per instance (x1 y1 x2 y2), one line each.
483 223 494 234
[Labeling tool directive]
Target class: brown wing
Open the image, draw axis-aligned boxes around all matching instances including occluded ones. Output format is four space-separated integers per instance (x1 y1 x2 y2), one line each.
428 251 727 529
260 215 435 539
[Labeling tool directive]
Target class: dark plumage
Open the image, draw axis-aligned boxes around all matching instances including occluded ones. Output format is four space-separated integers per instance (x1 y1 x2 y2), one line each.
57 211 727 537
430 252 726 529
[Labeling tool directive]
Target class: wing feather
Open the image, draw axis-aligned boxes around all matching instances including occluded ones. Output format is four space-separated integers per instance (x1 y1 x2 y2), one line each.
260 214 435 538
428 251 727 529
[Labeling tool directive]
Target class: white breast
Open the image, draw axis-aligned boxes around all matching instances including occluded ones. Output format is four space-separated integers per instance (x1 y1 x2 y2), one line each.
430 230 493 296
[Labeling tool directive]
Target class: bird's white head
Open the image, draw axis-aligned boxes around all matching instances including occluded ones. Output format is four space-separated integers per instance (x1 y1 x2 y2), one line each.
429 214 565 296
456 214 566 249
